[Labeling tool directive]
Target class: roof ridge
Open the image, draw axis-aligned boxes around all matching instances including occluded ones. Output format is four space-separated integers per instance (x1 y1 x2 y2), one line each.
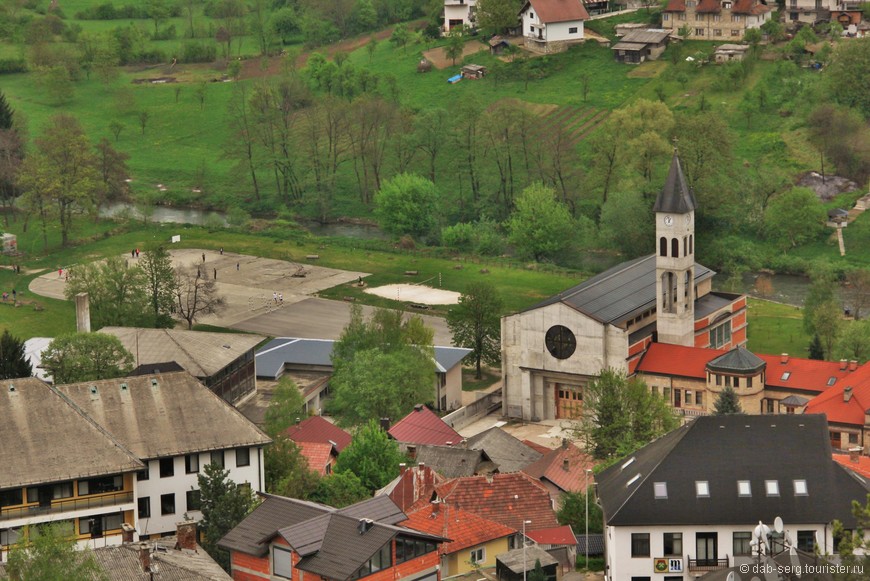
163 328 207 376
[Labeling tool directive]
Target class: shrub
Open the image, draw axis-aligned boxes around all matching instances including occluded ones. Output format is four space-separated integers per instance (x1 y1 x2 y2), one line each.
180 41 217 63
0 59 27 74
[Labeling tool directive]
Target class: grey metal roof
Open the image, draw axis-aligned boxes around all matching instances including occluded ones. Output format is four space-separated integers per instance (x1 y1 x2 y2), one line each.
415 445 488 478
695 292 735 319
621 29 671 43
524 254 715 324
256 338 470 379
707 346 766 373
596 415 870 527
497 545 559 571
55 371 271 460
653 152 697 214
575 534 605 556
0 377 143 489
466 427 543 473
781 395 809 406
611 41 649 51
99 327 264 378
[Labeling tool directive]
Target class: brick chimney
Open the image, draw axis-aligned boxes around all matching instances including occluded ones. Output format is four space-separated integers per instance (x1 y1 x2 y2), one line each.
562 457 570 471
781 353 789 364
845 387 853 403
137 543 153 573
121 523 135 544
850 447 862 463
850 360 858 372
176 519 197 551
840 359 848 371
379 417 391 431
399 462 407 474
431 499 441 516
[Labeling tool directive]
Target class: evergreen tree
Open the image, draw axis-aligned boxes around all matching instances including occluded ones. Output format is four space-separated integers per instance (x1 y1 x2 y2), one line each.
197 462 257 572
0 329 32 379
0 90 13 130
528 559 547 581
713 385 744 415
809 333 825 360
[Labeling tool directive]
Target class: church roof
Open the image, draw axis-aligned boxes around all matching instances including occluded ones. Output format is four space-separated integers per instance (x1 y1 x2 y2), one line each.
706 346 766 374
525 254 714 324
653 152 697 214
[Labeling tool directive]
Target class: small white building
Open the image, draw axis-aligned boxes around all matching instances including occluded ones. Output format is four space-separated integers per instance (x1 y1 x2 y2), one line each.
55 371 271 539
519 0 590 53
444 0 478 32
596 415 870 580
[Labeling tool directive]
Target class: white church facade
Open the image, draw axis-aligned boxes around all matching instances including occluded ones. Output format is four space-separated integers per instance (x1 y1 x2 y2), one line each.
501 152 748 421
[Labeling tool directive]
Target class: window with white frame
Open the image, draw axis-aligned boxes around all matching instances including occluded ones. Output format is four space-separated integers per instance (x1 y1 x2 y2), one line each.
470 546 485 563
793 479 808 496
273 545 293 579
696 481 710 497
738 480 751 497
654 482 668 499
765 480 779 496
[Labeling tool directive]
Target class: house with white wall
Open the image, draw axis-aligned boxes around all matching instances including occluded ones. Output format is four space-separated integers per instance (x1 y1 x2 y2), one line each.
444 0 478 32
519 0 590 53
595 414 870 580
55 371 271 539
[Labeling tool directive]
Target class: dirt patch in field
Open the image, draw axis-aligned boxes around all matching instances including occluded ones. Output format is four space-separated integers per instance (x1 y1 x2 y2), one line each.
627 60 668 78
423 40 488 69
486 98 559 116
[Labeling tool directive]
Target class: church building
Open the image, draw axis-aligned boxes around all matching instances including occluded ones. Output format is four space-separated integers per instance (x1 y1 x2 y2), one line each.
501 151 747 421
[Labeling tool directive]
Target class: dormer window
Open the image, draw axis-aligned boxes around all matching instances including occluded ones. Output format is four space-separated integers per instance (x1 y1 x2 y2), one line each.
724 0 732 7
738 480 751 497
696 481 710 497
766 480 780 496
794 479 808 496
654 482 668 499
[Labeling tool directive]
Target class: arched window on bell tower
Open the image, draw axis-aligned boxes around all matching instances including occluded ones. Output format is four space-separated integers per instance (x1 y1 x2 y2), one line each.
660 237 667 257
671 238 679 258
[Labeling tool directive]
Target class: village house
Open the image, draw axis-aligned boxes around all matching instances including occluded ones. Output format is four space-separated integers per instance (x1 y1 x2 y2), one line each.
501 151 747 421
444 0 477 32
519 0 590 54
55 371 271 539
784 0 834 25
0 377 143 560
283 415 352 453
611 29 671 63
522 440 595 502
377 464 446 512
388 404 463 448
596 414 870 580
219 494 445 581
805 360 870 450
661 0 771 41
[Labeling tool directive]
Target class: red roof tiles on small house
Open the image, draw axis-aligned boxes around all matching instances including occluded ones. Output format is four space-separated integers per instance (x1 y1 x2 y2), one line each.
388 405 462 446
664 0 687 11
434 472 559 531
296 441 336 476
759 354 854 393
525 525 576 546
806 365 870 426
403 503 516 555
695 0 722 13
523 441 595 494
520 0 590 23
522 440 553 455
283 416 352 452
732 0 771 15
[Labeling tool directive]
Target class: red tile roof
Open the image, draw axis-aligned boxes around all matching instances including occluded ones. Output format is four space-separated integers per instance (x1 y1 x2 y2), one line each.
833 453 870 479
636 343 724 379
296 441 335 476
523 442 595 494
522 0 590 23
403 503 516 555
759 355 854 394
806 365 870 426
696 0 722 13
732 0 771 14
385 465 445 512
283 416 352 452
664 0 686 11
388 406 462 446
434 473 559 531
522 440 553 455
526 525 576 546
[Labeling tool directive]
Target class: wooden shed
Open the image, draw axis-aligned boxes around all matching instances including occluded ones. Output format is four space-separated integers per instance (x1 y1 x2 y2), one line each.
461 64 487 79
611 29 671 63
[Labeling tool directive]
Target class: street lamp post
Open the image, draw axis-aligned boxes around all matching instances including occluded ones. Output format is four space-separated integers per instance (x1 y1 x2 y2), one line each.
522 519 532 581
585 468 593 572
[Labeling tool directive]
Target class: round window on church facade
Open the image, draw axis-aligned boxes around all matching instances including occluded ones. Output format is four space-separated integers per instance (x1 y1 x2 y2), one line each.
545 325 576 360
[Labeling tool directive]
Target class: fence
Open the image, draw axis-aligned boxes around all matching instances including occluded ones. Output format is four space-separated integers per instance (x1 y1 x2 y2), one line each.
443 391 503 430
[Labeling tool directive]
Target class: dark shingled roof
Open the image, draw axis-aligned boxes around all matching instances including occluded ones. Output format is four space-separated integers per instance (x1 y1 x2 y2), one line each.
523 254 714 324
653 152 697 214
415 445 490 478
466 427 543 473
597 415 870 527
706 346 766 373
575 533 605 556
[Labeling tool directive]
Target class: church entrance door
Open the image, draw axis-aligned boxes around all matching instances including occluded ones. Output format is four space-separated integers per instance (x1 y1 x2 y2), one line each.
555 384 583 419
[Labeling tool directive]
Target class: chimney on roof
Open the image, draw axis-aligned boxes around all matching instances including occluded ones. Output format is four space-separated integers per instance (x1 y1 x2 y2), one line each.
781 353 789 364
137 543 153 573
175 518 197 551
414 404 424 412
75 292 91 333
561 438 569 449
357 518 374 535
460 438 468 449
841 359 849 371
850 360 859 372
399 462 407 474
850 447 862 463
121 523 135 544
431 499 441 516
845 387 854 402
380 417 391 431
562 458 570 472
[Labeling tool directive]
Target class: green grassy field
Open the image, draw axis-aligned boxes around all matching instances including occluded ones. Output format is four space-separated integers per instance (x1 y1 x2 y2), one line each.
746 298 809 357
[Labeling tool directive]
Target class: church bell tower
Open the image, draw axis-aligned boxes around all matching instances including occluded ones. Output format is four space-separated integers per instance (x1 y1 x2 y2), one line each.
654 148 697 346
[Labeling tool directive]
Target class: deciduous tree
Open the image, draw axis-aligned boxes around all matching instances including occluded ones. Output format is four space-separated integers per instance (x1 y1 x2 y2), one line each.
475 0 522 34
263 376 305 437
264 436 321 498
173 266 226 329
763 187 827 251
556 490 603 534
5 523 107 581
0 329 32 379
64 256 149 328
41 332 134 385
844 269 870 321
507 183 575 261
310 471 370 507
824 36 870 118
447 282 503 379
835 320 870 364
334 419 405 491
374 173 439 241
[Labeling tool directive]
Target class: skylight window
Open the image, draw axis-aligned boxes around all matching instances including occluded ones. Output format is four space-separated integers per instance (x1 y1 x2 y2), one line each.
621 457 636 470
827 377 837 386
737 480 751 497
781 372 791 381
696 481 710 498
765 480 780 496
793 479 808 496
654 482 668 499
626 473 641 487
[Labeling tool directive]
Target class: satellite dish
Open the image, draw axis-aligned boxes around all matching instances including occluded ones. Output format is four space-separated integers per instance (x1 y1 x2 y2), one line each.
774 516 784 534
726 573 736 581
815 530 824 550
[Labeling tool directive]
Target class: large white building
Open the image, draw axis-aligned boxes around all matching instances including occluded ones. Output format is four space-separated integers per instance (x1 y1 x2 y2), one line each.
444 0 478 32
55 371 271 539
596 415 870 580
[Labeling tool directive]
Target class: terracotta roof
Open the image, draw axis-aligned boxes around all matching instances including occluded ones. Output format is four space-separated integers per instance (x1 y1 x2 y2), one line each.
526 525 576 546
523 442 595 493
732 0 771 14
388 405 462 446
297 441 335 476
377 465 445 512
806 365 870 425
521 0 590 23
696 0 722 13
523 440 553 455
635 343 724 379
283 416 352 452
759 354 856 393
664 0 686 11
434 473 559 531
833 453 870 479
403 503 516 555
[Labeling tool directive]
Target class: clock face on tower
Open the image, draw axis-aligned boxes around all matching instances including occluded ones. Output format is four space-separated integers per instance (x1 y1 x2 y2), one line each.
545 325 576 360
663 215 673 227
685 214 691 226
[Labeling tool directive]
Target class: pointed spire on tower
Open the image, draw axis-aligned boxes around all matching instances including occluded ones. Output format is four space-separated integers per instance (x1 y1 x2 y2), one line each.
653 147 697 214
